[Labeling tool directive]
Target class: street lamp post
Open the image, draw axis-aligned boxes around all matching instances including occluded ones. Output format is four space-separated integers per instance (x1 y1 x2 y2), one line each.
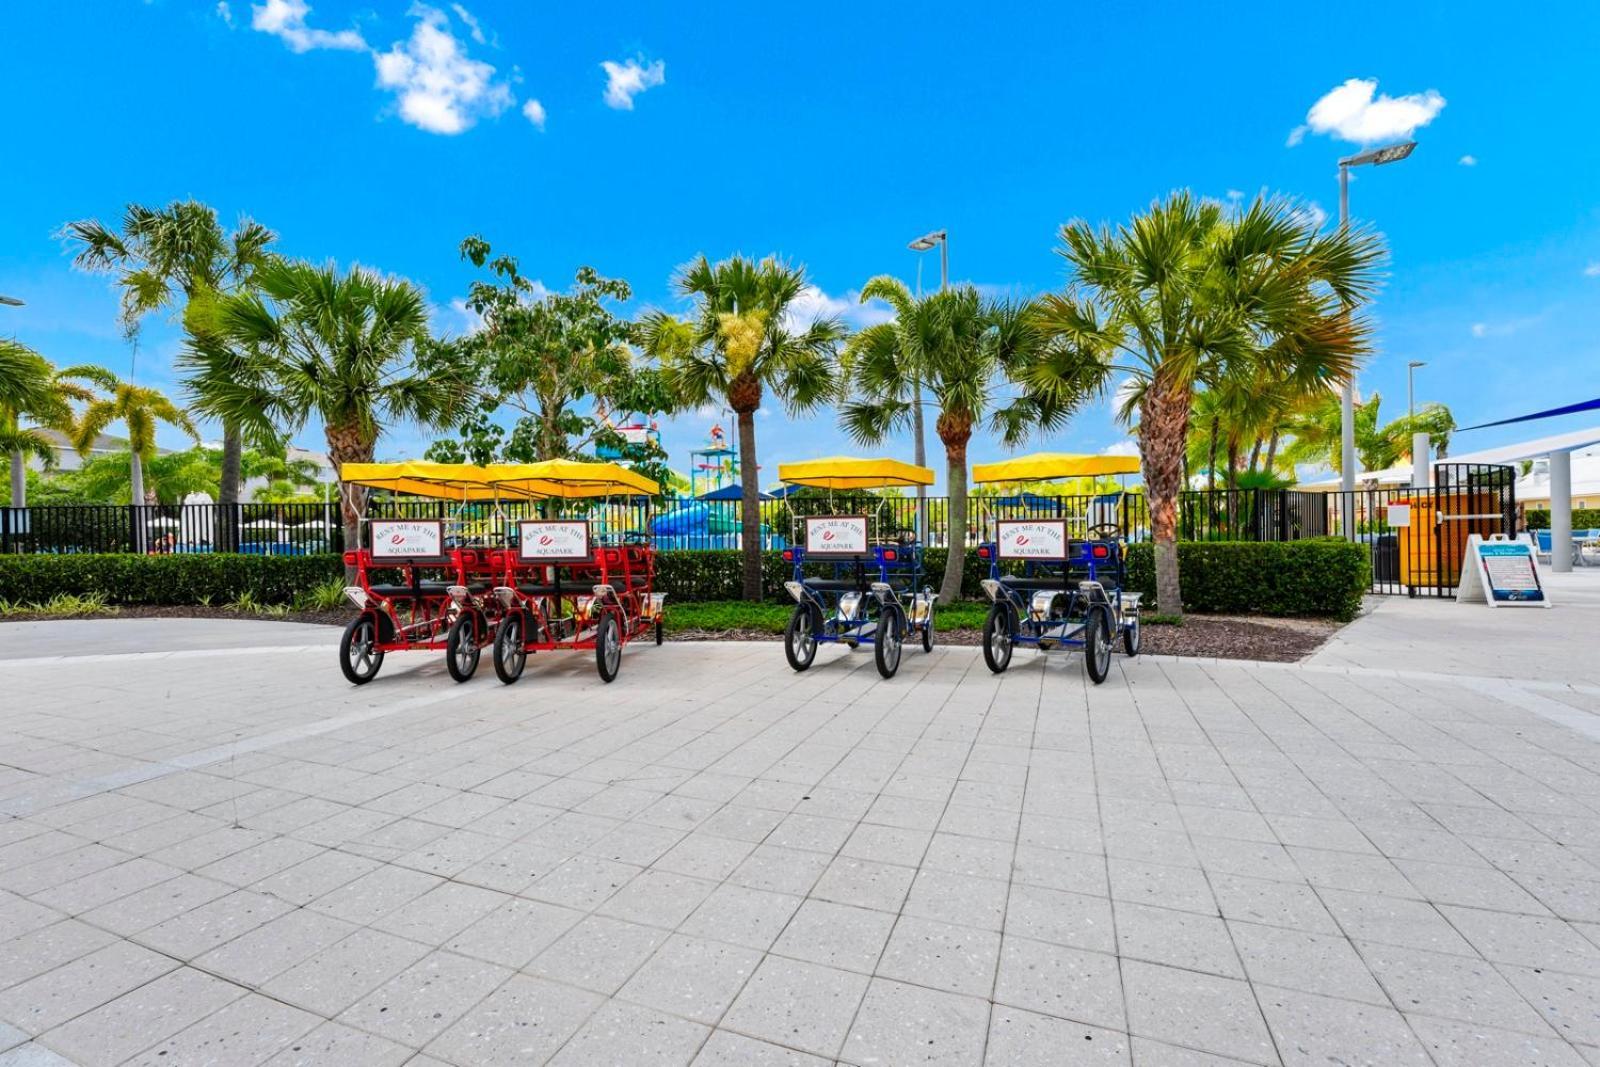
1407 360 1426 421
907 229 948 544
1337 139 1415 535
0 295 23 307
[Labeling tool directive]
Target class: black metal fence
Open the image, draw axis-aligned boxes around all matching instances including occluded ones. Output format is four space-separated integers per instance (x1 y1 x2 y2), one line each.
0 476 1516 598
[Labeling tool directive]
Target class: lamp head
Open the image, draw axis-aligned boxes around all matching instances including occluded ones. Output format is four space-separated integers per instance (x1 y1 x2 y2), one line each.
907 229 947 252
1340 141 1417 168
0 295 23 307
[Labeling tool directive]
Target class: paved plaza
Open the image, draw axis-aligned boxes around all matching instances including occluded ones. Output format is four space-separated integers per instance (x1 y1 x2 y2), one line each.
3 584 1600 1066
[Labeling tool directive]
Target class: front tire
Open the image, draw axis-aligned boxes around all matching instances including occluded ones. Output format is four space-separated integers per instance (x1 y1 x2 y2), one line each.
446 612 482 683
1122 611 1141 656
784 604 817 672
493 610 527 684
1085 604 1112 685
595 612 622 683
874 605 903 679
654 617 665 646
920 602 935 653
982 603 1013 674
340 615 384 685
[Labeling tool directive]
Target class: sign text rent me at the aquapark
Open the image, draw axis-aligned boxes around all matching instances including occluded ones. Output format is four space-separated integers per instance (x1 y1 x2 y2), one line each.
369 520 443 559
518 521 592 562
997 519 1070 560
804 516 869 555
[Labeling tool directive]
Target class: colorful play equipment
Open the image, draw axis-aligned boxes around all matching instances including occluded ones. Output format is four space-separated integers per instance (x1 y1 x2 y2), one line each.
777 457 937 679
688 422 740 498
971 453 1142 684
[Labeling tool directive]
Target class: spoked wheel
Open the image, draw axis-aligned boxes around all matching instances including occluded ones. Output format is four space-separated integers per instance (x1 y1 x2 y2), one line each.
595 612 622 683
785 604 818 672
920 602 935 653
982 603 1013 674
446 612 482 683
1123 612 1141 656
874 606 904 679
493 611 528 684
1084 604 1113 685
340 615 384 685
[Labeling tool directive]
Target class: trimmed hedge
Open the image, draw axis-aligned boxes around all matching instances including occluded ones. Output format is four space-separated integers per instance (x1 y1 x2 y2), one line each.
1124 538 1369 620
1525 508 1600 530
0 539 1368 619
0 554 346 606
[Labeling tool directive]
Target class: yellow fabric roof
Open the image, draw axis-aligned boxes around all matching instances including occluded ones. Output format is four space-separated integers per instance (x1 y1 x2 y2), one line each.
339 462 515 499
340 459 659 499
778 457 936 490
972 452 1141 483
486 460 660 498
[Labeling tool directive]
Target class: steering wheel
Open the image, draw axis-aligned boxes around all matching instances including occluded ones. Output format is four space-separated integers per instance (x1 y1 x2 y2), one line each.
1087 522 1122 542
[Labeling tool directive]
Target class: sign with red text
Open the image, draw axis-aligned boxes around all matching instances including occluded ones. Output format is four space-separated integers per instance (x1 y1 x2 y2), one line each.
997 519 1069 560
518 521 591 562
370 520 444 559
805 515 869 555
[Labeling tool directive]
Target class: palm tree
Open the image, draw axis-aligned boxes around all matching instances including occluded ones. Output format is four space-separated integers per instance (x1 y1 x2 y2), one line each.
640 255 844 600
1 340 96 507
62 200 275 520
1282 390 1454 475
204 259 474 554
840 278 1070 603
1030 192 1385 616
72 369 199 518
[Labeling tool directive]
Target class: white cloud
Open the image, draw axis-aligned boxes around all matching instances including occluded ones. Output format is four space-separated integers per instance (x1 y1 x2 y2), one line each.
783 285 893 334
1104 439 1141 457
450 3 486 44
1471 322 1487 338
1583 262 1600 278
1291 201 1329 231
216 1 234 28
1291 78 1446 146
521 98 546 130
250 0 366 53
1459 154 1477 166
374 5 513 135
601 56 665 110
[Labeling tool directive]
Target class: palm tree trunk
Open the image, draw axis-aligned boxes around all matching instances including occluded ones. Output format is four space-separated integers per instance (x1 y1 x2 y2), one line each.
1206 415 1219 493
936 412 973 604
735 408 762 601
326 424 373 577
1247 436 1263 475
130 451 147 553
1140 377 1189 617
1225 436 1241 532
1264 431 1280 476
217 422 242 552
8 449 24 508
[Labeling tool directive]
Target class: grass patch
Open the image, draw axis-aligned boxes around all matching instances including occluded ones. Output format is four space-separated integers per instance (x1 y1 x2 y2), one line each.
665 599 992 634
1142 613 1184 626
0 592 117 618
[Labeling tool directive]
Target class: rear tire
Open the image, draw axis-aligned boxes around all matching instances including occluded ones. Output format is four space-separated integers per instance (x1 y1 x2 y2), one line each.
446 612 481 683
654 617 665 646
1123 612 1141 656
493 611 527 684
874 606 903 679
785 604 817 672
921 602 935 653
595 612 622 683
339 615 384 685
1085 604 1112 685
982 603 1013 674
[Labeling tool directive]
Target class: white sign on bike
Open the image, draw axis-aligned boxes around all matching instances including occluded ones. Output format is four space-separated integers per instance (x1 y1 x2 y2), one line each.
997 519 1069 560
805 515 868 555
371 519 444 559
519 521 591 562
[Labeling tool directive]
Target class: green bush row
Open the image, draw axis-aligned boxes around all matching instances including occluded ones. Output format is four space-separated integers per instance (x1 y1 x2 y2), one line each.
1524 508 1600 530
1123 538 1369 620
0 539 1368 618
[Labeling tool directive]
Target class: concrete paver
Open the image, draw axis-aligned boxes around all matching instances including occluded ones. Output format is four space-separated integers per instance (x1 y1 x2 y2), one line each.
2 595 1600 1064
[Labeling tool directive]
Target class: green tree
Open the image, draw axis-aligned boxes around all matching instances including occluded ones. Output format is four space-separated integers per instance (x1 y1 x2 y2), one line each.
61 200 275 519
1281 390 1454 475
840 278 1069 602
204 259 474 554
641 255 844 600
1 339 95 507
1031 192 1385 616
72 369 199 518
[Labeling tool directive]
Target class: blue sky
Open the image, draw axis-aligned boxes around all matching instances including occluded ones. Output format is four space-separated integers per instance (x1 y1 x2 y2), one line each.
4 0 1598 489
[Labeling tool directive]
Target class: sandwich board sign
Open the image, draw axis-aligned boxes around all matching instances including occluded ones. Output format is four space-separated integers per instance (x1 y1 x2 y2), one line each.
1457 534 1550 608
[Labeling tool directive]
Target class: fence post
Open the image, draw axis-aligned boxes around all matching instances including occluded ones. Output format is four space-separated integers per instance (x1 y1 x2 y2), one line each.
1 507 9 555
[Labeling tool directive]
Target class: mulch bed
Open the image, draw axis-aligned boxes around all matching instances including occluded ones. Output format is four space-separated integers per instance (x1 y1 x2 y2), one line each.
3 608 1343 662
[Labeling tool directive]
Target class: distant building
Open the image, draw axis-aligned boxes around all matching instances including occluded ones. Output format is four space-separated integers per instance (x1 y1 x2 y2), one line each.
29 429 170 472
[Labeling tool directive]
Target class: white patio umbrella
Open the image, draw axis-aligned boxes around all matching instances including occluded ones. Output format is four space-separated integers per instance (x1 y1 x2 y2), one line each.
242 519 285 532
145 516 180 529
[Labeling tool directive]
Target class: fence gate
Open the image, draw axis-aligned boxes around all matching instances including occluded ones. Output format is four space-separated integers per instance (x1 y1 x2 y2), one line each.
1326 463 1517 597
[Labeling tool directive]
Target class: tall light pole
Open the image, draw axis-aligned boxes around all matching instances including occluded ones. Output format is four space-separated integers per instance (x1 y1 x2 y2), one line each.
1337 140 1415 503
0 295 23 307
1407 360 1426 421
907 229 948 543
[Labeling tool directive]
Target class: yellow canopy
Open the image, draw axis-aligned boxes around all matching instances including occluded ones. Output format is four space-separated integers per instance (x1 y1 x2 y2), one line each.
972 452 1141 484
486 459 659 499
339 462 518 500
778 457 936 490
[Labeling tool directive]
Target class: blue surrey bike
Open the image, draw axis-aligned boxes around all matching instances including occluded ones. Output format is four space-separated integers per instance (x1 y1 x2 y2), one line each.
777 457 938 679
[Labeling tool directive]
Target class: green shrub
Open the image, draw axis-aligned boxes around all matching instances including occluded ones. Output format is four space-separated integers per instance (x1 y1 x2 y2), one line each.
1524 508 1600 530
0 554 346 606
1123 538 1368 620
